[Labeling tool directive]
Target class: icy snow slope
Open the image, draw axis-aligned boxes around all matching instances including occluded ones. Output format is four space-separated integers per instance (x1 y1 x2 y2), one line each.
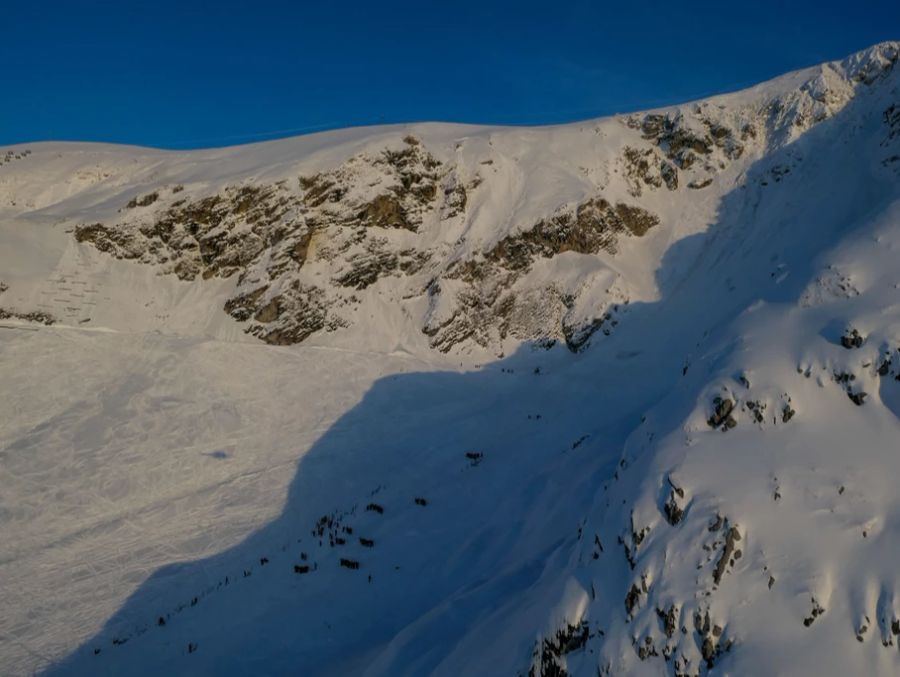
0 41 899 676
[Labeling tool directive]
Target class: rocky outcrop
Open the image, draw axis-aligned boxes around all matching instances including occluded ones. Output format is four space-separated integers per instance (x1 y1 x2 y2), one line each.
74 183 297 281
620 146 678 196
72 138 454 346
841 327 865 349
707 396 736 430
75 137 657 352
486 198 658 268
422 197 655 353
528 619 593 676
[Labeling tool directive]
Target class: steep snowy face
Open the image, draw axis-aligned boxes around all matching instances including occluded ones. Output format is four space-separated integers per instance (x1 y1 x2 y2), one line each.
517 43 900 677
1 40 900 677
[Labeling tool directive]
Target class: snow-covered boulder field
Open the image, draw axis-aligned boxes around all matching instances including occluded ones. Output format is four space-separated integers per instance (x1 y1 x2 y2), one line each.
1 40 900 676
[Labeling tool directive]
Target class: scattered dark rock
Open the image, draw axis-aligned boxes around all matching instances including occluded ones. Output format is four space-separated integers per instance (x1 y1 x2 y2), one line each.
746 399 765 424
781 404 796 423
688 178 714 189
126 192 159 209
803 598 826 627
637 635 659 661
857 616 871 642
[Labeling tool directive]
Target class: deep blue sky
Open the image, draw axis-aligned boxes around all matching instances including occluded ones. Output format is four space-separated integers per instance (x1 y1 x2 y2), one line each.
2 1 898 149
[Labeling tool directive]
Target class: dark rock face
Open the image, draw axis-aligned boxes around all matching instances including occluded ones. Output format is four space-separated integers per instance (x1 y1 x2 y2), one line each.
713 525 741 585
688 177 713 190
803 598 826 627
356 194 412 230
242 284 339 346
637 112 745 169
840 327 865 349
622 106 752 200
75 222 144 256
485 198 659 270
658 605 679 639
884 103 900 143
745 399 766 424
528 619 591 677
334 248 400 290
125 192 159 209
833 370 868 406
624 583 643 616
0 308 56 325
848 391 868 406
75 184 295 281
707 397 737 430
664 489 685 526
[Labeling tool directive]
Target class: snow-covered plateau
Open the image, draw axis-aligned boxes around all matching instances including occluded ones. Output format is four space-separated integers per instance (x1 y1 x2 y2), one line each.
2 40 900 676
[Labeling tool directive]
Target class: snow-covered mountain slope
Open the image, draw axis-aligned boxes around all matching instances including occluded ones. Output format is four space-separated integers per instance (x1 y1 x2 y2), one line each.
1 41 899 676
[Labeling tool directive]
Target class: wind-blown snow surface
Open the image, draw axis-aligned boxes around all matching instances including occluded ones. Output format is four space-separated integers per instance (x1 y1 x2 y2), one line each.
2 41 900 676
